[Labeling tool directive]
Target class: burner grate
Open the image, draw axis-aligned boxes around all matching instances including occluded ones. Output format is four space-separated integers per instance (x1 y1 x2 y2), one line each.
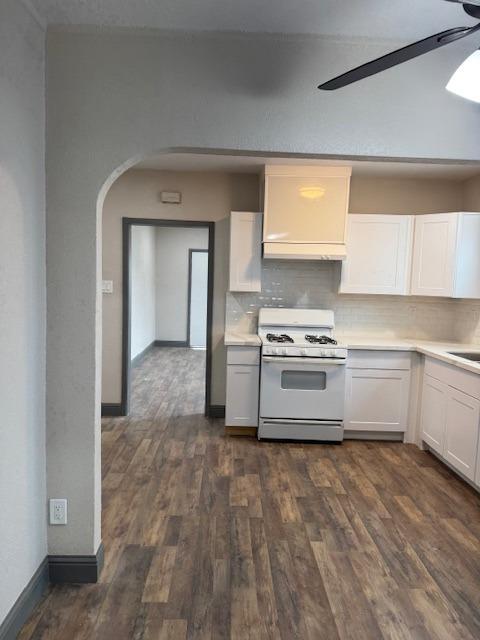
266 333 294 344
305 334 337 345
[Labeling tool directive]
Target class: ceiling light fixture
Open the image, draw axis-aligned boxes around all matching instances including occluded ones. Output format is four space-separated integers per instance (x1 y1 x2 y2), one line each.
299 186 326 200
446 49 480 102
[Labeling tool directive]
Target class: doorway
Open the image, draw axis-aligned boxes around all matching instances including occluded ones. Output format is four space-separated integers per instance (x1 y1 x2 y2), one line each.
188 250 209 349
122 218 215 416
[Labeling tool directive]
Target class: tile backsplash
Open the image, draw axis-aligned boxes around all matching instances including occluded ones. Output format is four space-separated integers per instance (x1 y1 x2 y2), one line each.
226 260 480 344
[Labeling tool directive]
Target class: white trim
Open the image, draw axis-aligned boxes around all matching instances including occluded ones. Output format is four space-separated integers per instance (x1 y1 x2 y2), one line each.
18 0 46 30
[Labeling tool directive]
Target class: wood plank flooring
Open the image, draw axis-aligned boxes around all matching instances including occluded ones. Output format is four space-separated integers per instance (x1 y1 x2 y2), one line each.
19 347 480 639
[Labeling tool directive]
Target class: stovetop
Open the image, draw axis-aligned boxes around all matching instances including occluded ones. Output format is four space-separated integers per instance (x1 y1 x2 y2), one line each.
257 308 347 359
262 332 339 348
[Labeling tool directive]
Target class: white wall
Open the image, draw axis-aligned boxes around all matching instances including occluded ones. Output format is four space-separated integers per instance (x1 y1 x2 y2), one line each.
130 226 156 359
0 0 46 625
46 26 480 556
155 227 209 342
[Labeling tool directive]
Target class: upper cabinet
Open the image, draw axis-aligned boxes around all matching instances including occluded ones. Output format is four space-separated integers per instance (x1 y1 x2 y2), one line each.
229 211 263 292
262 165 352 260
340 214 413 295
340 211 480 299
411 212 480 298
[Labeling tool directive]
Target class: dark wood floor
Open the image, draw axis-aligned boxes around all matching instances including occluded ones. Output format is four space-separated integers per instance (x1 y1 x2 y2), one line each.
19 347 480 639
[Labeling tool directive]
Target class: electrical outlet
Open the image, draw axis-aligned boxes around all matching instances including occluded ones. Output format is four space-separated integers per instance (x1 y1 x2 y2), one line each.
49 498 67 525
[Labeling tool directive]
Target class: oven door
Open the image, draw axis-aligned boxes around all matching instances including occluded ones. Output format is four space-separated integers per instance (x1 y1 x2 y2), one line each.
260 356 346 421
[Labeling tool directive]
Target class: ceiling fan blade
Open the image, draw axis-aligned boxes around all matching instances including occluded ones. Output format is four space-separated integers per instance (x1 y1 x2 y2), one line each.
444 0 480 7
319 24 480 90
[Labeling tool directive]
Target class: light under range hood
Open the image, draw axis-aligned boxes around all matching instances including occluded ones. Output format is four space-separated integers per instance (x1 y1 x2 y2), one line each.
262 165 352 260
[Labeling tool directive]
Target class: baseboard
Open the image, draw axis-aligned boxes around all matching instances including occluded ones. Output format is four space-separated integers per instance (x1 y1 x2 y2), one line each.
101 403 124 417
208 405 226 418
344 430 403 441
0 558 49 640
154 340 188 347
49 542 104 584
225 426 258 437
131 340 156 368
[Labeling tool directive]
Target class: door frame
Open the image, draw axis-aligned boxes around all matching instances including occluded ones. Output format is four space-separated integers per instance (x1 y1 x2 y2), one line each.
187 249 209 349
121 218 215 416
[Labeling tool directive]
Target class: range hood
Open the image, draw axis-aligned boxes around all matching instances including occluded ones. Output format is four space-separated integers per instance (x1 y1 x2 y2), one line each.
262 165 352 260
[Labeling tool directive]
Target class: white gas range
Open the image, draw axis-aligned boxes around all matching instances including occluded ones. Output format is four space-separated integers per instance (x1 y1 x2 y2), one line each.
258 308 347 442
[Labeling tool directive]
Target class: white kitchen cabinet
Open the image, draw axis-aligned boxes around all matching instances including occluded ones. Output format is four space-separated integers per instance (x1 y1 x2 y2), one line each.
445 388 480 481
345 368 410 432
410 212 480 298
340 214 413 295
345 351 411 433
229 212 262 292
262 165 351 260
421 374 448 455
225 346 260 427
421 358 480 481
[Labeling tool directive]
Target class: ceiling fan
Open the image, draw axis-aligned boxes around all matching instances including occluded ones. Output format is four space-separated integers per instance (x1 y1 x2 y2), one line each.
318 0 480 102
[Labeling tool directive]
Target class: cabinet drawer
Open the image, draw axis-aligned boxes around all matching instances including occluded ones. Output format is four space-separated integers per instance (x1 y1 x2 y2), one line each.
424 357 480 400
227 346 260 365
347 350 411 371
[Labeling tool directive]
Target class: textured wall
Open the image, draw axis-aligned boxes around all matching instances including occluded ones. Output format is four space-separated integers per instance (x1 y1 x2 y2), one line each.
46 27 480 555
0 0 46 625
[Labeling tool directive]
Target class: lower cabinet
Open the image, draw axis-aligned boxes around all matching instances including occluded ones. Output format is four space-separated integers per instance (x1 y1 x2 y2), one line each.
421 374 448 454
421 364 480 482
344 351 411 434
445 388 480 480
345 368 410 432
225 346 260 428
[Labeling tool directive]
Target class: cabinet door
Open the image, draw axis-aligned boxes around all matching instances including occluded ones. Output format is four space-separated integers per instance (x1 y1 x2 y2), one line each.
229 212 262 292
225 365 259 427
345 369 410 432
445 388 480 481
410 213 458 297
421 374 448 454
340 214 413 295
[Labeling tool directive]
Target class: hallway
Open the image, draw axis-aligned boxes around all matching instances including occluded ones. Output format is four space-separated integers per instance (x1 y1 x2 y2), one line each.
19 348 480 639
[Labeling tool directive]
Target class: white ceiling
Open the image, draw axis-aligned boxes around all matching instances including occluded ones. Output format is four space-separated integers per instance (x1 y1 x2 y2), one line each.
31 0 478 41
134 152 480 180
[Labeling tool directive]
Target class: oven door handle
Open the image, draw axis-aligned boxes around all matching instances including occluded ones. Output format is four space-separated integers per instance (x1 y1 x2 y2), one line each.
261 356 346 365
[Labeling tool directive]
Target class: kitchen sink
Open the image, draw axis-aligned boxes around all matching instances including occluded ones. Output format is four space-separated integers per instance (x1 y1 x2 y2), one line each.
448 352 480 362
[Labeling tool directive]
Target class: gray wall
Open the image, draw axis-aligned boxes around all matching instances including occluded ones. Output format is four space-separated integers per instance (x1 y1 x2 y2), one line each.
130 225 157 359
155 227 209 342
0 0 46 625
46 27 480 555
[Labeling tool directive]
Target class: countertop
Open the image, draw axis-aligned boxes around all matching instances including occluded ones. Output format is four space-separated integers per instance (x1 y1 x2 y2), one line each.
338 335 480 376
224 331 261 347
224 331 480 375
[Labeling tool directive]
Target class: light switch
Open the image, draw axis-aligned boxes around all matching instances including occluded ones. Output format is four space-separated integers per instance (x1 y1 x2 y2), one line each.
102 280 113 294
